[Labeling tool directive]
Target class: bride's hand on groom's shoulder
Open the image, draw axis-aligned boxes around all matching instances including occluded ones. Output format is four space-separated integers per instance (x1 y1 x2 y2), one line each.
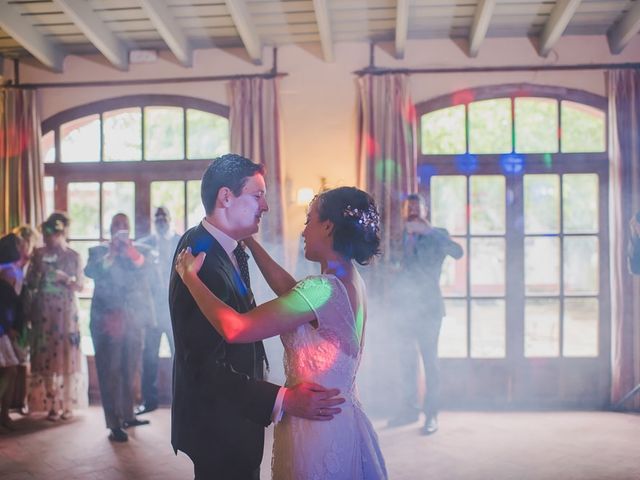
283 382 345 421
175 247 206 281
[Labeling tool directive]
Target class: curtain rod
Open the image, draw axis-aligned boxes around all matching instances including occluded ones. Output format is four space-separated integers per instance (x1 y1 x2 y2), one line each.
354 62 640 76
4 71 288 90
3 47 286 89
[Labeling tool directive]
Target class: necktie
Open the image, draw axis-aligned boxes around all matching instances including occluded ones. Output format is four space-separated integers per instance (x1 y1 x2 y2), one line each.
233 243 268 372
233 243 251 289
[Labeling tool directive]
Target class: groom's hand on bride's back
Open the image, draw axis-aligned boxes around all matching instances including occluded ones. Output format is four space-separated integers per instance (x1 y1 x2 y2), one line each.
283 382 345 421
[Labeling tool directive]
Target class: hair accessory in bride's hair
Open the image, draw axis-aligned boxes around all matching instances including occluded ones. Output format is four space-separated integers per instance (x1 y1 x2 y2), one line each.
343 205 380 233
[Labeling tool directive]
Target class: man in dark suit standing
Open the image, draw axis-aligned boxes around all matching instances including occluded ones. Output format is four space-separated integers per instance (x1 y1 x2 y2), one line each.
169 154 342 479
137 206 180 414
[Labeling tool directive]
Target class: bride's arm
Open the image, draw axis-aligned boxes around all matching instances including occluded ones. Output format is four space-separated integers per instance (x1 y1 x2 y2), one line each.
243 237 296 295
177 248 314 343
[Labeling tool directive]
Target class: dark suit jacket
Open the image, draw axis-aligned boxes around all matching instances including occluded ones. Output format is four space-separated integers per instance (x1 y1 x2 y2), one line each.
169 223 280 470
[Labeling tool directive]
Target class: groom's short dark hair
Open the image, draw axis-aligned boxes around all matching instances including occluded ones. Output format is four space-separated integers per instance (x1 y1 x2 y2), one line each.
201 153 265 215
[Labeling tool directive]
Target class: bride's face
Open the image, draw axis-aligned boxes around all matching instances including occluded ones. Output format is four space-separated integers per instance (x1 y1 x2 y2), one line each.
302 200 332 262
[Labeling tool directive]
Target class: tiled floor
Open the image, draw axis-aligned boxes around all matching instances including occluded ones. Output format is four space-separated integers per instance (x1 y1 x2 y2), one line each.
1 407 639 479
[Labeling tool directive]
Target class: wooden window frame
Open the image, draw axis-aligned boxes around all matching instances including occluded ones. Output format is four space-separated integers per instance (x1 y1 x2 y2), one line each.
43 94 229 237
416 84 611 407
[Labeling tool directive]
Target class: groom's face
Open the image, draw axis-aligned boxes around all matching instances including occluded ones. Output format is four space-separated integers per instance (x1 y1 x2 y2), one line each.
227 173 269 238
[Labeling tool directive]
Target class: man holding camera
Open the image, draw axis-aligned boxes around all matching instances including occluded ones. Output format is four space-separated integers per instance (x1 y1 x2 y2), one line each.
85 213 157 442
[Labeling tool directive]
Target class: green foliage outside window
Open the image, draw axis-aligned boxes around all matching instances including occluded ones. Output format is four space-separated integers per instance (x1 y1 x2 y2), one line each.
421 96 605 155
68 182 100 239
61 115 100 163
144 107 184 160
103 108 142 161
421 105 465 154
561 101 606 153
563 174 599 233
470 175 505 234
523 174 560 234
469 99 512 154
515 98 558 153
151 181 186 234
102 182 135 238
187 180 205 228
187 109 230 159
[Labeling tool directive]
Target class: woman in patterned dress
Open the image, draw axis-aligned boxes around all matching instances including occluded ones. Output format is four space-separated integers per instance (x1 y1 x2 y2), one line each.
26 213 85 420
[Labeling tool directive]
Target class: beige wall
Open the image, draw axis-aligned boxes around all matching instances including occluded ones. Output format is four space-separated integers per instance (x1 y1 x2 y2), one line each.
3 35 639 244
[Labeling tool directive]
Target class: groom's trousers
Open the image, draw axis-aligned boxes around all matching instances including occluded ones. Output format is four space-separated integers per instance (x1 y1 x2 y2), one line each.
397 314 443 418
193 456 260 480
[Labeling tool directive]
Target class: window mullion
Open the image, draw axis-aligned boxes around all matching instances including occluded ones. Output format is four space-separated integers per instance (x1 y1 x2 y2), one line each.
559 175 565 357
506 174 525 364
99 112 104 162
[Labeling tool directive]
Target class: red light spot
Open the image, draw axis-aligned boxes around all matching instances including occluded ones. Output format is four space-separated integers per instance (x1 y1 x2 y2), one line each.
452 90 475 105
404 101 417 124
0 126 31 158
364 134 379 157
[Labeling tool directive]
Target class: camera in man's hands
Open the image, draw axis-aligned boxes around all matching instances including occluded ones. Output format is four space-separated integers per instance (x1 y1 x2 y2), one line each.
113 229 130 252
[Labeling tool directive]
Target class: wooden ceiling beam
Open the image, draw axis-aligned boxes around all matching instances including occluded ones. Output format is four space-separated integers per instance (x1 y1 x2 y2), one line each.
395 0 409 59
0 0 64 72
539 0 583 57
469 0 496 57
607 0 640 54
313 0 334 62
54 0 128 70
224 0 262 64
139 0 193 67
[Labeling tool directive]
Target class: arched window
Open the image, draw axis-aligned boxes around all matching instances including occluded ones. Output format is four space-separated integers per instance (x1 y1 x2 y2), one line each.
42 95 230 355
416 84 609 408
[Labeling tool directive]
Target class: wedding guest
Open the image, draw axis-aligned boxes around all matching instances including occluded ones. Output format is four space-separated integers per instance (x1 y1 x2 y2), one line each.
136 206 179 415
5 225 39 415
25 213 84 420
85 213 156 442
0 234 24 431
388 193 463 435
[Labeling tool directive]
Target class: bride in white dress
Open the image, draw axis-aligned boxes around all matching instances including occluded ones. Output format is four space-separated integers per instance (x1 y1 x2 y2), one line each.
176 186 387 480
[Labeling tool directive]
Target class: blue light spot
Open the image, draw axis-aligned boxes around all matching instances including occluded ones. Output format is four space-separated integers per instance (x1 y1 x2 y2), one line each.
417 164 438 185
500 154 525 175
456 154 478 174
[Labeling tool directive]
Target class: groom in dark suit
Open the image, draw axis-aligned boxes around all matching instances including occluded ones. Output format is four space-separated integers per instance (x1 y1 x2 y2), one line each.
169 154 342 479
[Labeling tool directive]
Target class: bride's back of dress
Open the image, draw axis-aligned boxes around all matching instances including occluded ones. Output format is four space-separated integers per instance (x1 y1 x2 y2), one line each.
273 274 387 480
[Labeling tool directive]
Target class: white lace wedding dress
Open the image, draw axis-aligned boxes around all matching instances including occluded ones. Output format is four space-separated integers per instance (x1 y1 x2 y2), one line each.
271 274 388 480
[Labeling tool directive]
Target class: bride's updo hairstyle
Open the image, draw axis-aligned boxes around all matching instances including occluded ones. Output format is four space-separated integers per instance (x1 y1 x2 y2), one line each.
316 187 381 265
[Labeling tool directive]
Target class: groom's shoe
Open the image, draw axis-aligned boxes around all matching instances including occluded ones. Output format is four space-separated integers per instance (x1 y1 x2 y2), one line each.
387 410 420 428
123 417 150 429
421 415 439 435
109 428 128 442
